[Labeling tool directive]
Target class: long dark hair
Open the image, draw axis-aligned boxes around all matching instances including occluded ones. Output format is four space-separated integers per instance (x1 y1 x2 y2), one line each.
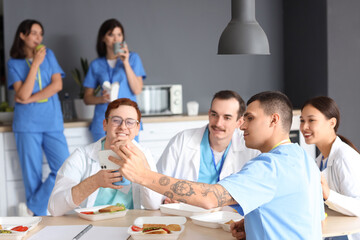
301 96 359 153
96 19 125 57
10 19 44 59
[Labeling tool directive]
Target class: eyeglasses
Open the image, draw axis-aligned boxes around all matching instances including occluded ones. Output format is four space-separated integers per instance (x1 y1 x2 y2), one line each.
107 116 139 129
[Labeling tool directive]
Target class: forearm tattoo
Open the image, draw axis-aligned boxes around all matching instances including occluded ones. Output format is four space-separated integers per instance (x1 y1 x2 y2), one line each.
199 183 235 207
158 176 235 207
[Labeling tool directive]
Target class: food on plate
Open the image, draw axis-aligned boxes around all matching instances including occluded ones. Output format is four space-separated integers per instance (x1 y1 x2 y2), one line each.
0 230 12 234
225 219 235 225
11 225 29 232
131 225 143 232
166 224 181 231
99 204 126 213
137 224 181 234
143 224 166 229
143 227 170 234
80 211 95 215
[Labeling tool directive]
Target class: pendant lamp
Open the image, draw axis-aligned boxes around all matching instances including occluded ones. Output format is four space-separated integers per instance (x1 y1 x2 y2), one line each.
218 0 270 55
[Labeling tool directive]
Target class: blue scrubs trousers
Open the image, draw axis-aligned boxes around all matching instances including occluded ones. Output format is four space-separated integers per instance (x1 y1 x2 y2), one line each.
15 131 69 216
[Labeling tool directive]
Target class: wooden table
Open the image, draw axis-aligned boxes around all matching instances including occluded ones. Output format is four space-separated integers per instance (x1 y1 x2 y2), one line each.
323 208 360 237
24 209 360 239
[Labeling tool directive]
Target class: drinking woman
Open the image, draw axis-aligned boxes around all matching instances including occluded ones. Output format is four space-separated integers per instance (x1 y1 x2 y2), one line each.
83 18 145 141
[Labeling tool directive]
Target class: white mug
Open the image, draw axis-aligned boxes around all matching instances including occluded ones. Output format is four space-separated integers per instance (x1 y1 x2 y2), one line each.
187 101 199 116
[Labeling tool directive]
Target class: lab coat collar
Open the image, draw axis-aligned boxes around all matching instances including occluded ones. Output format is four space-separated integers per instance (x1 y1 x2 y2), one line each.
327 136 343 168
85 137 105 163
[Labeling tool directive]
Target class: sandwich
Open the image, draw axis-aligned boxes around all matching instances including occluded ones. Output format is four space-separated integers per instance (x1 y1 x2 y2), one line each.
143 227 170 234
141 224 181 234
98 205 125 213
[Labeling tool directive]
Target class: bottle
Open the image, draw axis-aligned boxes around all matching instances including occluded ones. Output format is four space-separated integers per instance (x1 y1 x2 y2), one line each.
62 93 73 121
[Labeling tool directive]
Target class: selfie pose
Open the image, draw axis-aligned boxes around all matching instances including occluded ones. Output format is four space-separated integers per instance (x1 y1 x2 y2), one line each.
301 96 360 240
83 18 145 141
48 98 161 216
7 19 69 216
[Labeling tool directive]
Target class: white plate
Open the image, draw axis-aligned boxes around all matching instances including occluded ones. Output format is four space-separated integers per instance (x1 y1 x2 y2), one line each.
128 216 186 240
218 218 243 232
0 217 42 240
160 203 220 217
190 211 243 229
74 205 128 221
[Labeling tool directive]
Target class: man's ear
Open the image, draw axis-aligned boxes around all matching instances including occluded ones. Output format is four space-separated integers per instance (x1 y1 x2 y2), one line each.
237 116 244 128
269 113 280 127
103 119 107 132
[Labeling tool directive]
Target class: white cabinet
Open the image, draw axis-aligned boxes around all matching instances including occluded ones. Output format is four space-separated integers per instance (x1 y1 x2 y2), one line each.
139 119 208 163
0 127 93 216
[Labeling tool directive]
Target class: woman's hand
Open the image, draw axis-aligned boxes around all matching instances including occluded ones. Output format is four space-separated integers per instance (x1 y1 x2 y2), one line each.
32 45 46 67
101 89 111 103
117 42 129 63
321 174 330 200
231 219 246 240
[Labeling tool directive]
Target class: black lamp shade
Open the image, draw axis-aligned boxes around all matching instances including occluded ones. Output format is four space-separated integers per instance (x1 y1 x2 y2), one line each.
218 0 270 55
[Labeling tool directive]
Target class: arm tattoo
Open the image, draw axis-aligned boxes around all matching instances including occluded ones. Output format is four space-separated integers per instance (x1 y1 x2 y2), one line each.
170 181 195 197
159 176 170 186
199 183 235 207
164 191 174 199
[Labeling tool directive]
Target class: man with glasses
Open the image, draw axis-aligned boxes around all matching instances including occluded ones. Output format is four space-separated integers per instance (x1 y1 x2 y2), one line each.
48 98 162 216
157 90 259 204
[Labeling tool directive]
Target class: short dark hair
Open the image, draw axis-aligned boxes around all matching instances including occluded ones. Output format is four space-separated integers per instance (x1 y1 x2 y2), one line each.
247 91 293 132
105 98 141 122
211 90 245 119
10 19 44 59
96 19 125 57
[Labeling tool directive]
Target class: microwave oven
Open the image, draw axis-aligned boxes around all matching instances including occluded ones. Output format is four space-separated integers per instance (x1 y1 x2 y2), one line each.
136 84 183 116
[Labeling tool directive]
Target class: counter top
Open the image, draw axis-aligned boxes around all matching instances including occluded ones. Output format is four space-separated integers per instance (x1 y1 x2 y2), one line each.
0 114 209 132
0 110 301 133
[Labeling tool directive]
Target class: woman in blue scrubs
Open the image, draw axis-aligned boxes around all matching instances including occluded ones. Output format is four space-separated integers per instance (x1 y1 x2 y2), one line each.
7 19 69 216
83 18 146 141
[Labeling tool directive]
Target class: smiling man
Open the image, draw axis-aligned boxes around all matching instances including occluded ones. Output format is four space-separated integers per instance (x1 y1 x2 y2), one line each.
112 91 325 240
156 90 259 204
48 98 162 216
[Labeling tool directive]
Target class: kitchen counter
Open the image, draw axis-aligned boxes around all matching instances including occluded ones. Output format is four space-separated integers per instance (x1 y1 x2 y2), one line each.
0 110 301 133
0 114 209 132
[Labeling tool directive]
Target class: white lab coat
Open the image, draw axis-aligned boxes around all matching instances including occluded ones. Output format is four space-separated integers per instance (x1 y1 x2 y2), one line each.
319 136 360 240
48 138 162 216
157 125 260 189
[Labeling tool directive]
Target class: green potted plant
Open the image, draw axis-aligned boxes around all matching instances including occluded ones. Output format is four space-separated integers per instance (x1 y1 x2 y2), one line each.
72 58 99 120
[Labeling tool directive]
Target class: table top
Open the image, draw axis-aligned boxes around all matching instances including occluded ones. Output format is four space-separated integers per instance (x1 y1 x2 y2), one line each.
23 208 360 239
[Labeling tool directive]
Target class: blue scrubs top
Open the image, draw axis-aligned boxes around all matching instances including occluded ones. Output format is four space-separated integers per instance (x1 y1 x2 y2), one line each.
83 52 146 134
198 127 231 184
7 49 65 132
219 144 325 240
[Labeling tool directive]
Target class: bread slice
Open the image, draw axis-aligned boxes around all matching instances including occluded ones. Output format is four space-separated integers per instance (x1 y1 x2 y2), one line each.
143 224 166 229
166 224 181 231
98 205 125 213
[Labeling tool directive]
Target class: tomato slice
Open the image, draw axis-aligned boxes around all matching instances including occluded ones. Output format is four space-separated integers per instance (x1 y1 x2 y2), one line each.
80 211 94 215
11 226 29 232
131 225 143 232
